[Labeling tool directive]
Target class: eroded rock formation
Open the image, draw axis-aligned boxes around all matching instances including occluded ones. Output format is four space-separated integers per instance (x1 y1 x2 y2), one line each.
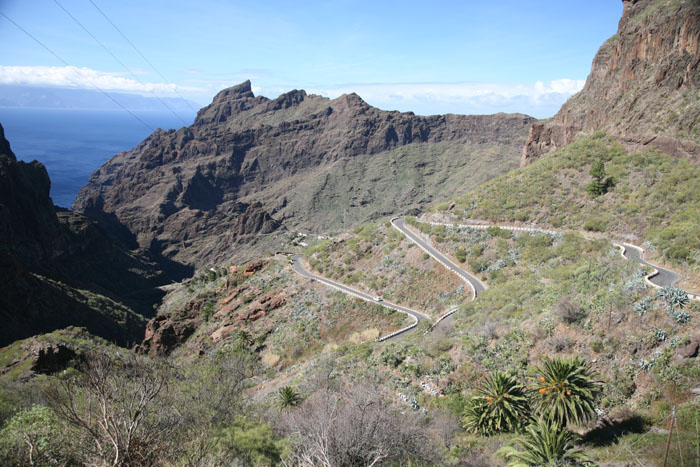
74 81 534 268
522 0 700 165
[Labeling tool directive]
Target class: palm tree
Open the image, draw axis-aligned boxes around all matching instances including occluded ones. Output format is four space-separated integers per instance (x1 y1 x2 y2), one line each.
531 356 601 427
499 418 589 466
462 371 530 435
234 330 254 348
277 386 301 411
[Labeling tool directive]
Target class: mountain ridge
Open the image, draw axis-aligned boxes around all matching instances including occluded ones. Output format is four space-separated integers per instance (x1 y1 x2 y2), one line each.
74 82 535 270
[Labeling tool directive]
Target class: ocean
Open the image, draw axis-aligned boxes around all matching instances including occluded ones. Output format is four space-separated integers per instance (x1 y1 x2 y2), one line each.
0 108 194 208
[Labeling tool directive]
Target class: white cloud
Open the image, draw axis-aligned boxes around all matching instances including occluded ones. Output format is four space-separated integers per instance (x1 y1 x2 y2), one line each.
0 65 197 96
303 79 586 118
0 66 586 118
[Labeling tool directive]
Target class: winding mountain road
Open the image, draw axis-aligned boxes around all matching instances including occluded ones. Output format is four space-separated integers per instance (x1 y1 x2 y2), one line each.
291 255 430 340
291 216 697 342
423 219 697 299
616 243 681 287
391 217 487 297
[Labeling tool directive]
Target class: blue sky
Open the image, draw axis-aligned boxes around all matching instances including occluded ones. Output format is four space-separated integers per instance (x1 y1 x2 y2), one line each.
0 0 623 117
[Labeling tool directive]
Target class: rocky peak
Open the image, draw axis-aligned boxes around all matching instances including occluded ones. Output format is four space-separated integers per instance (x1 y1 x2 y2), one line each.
619 0 640 26
265 89 308 111
220 79 255 98
0 123 16 161
522 0 700 166
75 81 535 270
334 92 370 113
194 80 268 126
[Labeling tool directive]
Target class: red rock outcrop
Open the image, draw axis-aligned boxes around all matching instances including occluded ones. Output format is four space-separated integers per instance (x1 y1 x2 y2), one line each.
137 301 203 355
243 259 267 275
210 289 286 342
522 0 700 166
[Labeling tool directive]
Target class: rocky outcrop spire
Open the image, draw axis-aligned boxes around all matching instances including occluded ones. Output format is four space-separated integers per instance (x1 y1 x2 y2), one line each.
0 123 16 161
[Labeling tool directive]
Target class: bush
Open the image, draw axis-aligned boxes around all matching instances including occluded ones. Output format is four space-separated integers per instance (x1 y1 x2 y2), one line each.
0 405 69 465
583 217 607 232
499 419 589 466
555 297 586 324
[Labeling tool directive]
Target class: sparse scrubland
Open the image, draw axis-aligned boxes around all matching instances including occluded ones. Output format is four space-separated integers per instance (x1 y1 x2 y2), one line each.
2 204 699 465
305 222 471 317
3 136 700 466
439 133 700 287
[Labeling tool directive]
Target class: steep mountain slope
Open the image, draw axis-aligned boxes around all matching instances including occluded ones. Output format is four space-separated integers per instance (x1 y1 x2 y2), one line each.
74 81 535 269
439 134 700 281
522 0 700 165
0 123 169 346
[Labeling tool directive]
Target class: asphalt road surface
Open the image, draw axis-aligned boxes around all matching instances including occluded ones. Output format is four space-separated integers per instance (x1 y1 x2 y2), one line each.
291 255 429 338
391 217 487 296
620 243 681 287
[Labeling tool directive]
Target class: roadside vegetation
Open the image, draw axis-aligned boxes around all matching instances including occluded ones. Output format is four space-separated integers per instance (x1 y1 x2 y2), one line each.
2 132 700 464
2 216 698 465
438 133 700 279
305 222 471 317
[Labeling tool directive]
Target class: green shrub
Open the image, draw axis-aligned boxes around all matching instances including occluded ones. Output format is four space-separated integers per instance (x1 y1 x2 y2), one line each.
583 217 607 232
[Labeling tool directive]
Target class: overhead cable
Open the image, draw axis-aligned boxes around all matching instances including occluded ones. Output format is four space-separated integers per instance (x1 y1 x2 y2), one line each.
54 0 188 126
0 11 154 131
88 0 200 114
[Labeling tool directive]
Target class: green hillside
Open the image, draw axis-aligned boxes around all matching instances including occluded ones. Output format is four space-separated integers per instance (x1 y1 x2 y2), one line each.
438 133 700 277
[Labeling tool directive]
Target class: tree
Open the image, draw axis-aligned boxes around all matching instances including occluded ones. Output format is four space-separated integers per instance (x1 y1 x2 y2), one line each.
212 418 283 465
461 371 530 436
234 330 254 348
44 351 176 466
159 347 260 465
277 385 301 411
586 159 615 197
280 383 435 466
499 418 590 466
531 356 601 427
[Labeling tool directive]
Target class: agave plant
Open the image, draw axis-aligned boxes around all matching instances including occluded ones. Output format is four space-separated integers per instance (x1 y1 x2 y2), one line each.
657 286 690 310
461 371 530 436
277 386 301 411
499 418 590 467
531 356 601 427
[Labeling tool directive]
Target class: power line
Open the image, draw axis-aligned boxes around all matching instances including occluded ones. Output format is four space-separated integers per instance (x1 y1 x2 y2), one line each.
88 0 200 114
53 0 188 126
0 11 154 132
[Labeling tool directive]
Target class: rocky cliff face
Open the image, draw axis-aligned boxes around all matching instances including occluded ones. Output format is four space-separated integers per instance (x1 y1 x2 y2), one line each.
0 123 170 346
0 125 66 263
522 0 700 165
74 81 534 269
